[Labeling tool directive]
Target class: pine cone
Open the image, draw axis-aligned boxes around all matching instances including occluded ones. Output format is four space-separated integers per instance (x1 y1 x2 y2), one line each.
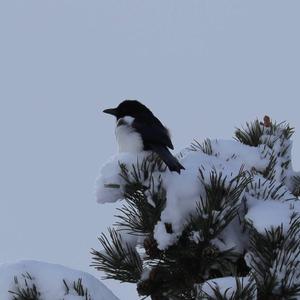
144 237 160 258
137 279 152 296
202 245 219 258
137 267 165 297
263 115 271 127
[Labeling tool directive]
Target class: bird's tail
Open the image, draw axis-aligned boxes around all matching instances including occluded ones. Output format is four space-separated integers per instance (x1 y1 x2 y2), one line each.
151 145 185 174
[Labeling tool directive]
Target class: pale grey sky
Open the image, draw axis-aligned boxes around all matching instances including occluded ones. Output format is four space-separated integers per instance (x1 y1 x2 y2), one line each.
0 1 300 299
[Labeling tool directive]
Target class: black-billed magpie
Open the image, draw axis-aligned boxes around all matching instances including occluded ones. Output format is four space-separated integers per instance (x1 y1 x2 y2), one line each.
103 100 185 174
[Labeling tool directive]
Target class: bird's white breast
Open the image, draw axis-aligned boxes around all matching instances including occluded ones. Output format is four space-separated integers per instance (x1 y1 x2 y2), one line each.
115 116 144 153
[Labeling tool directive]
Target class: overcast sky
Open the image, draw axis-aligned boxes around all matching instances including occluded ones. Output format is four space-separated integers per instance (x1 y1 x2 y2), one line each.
0 1 300 299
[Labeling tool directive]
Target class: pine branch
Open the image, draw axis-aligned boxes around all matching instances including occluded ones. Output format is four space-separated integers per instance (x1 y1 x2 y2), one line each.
247 214 300 299
291 175 300 197
189 139 213 155
198 277 256 300
8 273 41 300
91 228 143 283
234 120 264 147
95 117 299 299
260 147 277 180
137 264 198 300
119 154 166 192
137 170 252 298
280 122 295 140
245 177 290 201
63 278 92 300
190 169 252 242
115 175 166 235
234 119 294 148
115 156 167 264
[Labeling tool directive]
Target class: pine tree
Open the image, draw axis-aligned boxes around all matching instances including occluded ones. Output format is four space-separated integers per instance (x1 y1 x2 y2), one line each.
92 116 300 300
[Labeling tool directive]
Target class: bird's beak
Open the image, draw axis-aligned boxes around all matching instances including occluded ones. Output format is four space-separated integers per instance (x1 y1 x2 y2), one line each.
103 108 118 116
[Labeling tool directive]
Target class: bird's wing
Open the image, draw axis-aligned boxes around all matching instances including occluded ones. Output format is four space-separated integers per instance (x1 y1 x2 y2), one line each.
132 116 174 149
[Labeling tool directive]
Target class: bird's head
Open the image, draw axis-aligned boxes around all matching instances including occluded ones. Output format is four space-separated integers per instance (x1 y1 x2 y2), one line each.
103 100 151 120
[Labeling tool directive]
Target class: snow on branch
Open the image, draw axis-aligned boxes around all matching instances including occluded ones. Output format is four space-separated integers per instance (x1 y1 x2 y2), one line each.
94 116 300 299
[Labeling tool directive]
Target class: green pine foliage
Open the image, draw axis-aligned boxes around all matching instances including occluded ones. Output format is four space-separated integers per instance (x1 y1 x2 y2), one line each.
92 159 252 299
247 215 300 299
63 278 92 300
8 273 41 300
234 119 264 147
189 139 213 155
115 159 167 236
91 228 143 283
291 175 300 197
234 119 294 148
8 274 93 300
198 277 257 300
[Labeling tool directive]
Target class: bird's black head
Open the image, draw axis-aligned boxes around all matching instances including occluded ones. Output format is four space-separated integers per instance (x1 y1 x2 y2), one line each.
103 100 152 120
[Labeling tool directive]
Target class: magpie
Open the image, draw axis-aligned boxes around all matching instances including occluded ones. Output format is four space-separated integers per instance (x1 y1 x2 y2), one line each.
103 100 185 173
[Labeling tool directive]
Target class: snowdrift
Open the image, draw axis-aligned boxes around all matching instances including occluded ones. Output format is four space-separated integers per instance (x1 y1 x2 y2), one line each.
0 260 119 300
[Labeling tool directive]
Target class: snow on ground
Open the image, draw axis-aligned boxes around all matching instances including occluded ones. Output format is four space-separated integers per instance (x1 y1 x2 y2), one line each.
0 260 119 300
